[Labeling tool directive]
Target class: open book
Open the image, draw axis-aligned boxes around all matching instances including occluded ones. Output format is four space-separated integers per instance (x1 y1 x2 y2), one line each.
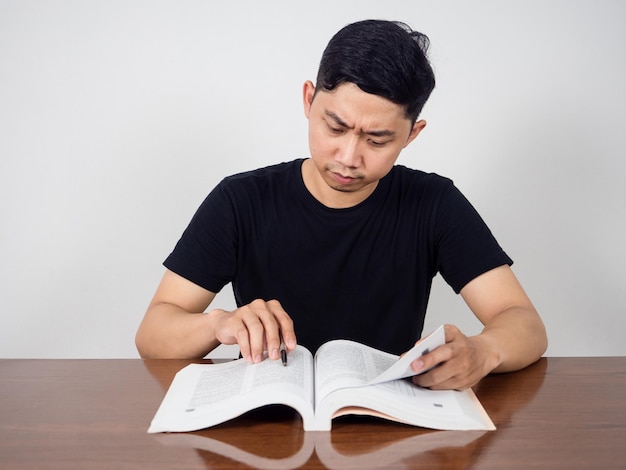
148 326 495 432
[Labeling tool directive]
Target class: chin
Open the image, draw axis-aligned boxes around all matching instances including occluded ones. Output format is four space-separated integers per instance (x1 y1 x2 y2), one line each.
330 185 356 193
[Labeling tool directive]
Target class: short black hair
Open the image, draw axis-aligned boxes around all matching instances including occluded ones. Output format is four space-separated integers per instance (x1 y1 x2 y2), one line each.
315 20 436 122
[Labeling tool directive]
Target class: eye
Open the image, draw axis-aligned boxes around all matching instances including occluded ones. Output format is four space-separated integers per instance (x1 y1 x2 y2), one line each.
328 124 344 135
368 139 388 148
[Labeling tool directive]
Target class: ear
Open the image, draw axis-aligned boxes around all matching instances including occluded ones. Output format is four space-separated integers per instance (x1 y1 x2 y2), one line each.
302 80 316 119
403 119 427 148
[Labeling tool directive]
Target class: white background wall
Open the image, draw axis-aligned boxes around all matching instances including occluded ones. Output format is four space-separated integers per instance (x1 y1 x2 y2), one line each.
1 0 624 358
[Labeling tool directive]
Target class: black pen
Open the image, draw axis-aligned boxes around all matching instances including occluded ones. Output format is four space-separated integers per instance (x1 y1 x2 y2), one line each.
280 332 288 366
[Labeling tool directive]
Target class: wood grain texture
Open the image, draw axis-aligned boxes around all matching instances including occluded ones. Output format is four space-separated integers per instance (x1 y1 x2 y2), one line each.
1 357 624 469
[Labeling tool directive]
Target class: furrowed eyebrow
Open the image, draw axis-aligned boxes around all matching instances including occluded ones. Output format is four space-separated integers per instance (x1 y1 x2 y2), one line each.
324 110 395 138
366 128 395 138
325 110 350 128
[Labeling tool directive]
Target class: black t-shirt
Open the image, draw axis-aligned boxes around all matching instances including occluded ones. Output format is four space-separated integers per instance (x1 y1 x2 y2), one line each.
164 159 512 355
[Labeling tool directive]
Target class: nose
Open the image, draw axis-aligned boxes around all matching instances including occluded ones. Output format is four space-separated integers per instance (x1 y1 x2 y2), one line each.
335 135 361 168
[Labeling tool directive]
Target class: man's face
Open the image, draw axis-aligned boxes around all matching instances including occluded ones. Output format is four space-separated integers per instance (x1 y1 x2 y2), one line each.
302 81 425 208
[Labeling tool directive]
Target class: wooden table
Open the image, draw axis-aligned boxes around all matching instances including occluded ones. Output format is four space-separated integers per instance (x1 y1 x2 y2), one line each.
0 357 624 469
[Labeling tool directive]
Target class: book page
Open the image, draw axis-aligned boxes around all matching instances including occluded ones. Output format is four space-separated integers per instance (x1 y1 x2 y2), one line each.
311 325 494 432
314 340 398 406
315 379 495 431
185 348 311 406
313 326 445 405
367 325 445 385
148 346 315 433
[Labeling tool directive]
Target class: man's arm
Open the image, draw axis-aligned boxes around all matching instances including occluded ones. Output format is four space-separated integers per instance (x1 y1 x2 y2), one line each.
411 265 547 390
135 270 296 360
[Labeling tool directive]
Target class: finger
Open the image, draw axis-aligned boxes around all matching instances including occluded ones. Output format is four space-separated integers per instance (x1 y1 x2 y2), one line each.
242 317 266 364
412 362 455 389
260 300 283 360
410 343 451 375
413 372 470 391
411 323 470 374
267 300 296 351
233 320 253 363
443 323 463 343
416 361 480 390
244 300 274 363
259 299 296 360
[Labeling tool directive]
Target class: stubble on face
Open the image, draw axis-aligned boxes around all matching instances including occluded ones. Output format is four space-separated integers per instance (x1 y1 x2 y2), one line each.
323 163 366 191
302 82 425 207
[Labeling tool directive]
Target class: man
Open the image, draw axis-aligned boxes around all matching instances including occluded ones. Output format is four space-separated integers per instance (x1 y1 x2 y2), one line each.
135 20 547 390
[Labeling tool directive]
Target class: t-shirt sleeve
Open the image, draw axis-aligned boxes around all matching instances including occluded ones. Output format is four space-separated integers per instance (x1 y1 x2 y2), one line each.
434 183 513 293
163 181 237 293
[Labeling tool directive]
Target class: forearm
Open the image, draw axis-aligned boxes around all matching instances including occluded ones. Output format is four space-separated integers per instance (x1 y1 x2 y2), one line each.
135 302 221 359
477 306 548 374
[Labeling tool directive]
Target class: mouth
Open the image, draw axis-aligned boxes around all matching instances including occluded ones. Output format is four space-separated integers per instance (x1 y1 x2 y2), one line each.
331 172 358 185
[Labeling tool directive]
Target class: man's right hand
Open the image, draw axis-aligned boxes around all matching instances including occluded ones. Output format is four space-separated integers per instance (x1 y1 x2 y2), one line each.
136 270 297 360
209 299 297 364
